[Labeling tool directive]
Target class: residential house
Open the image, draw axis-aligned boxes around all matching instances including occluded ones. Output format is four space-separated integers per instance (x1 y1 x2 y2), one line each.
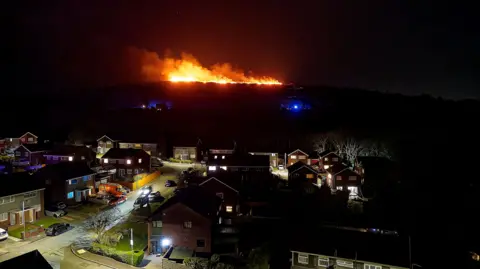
290 228 410 269
148 187 221 254
43 145 95 166
96 135 116 154
199 174 240 215
119 141 158 156
319 150 343 170
35 162 96 205
172 136 202 161
100 148 151 179
326 164 362 198
0 173 45 230
13 144 51 167
199 138 236 161
0 132 38 152
207 154 270 174
287 161 319 188
287 149 310 167
248 152 279 167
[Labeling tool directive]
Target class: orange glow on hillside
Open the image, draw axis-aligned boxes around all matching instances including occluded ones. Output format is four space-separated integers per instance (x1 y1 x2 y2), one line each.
138 50 282 85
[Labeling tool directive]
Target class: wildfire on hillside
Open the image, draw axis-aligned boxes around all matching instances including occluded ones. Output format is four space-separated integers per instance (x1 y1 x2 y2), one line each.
136 49 282 85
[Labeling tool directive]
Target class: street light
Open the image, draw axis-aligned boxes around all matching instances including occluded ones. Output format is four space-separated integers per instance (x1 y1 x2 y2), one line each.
22 201 25 238
130 228 134 265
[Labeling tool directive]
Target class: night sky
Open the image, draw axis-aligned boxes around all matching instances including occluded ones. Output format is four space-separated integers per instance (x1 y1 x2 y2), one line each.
9 1 479 99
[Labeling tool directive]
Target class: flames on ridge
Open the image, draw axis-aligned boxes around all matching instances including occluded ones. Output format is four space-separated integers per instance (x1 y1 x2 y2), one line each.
137 49 282 85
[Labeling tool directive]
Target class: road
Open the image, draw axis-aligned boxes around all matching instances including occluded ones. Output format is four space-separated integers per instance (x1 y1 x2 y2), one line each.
0 163 186 268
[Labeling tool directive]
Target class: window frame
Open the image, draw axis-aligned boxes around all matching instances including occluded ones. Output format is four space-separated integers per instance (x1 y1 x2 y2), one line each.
364 265 381 269
67 191 74 199
183 221 192 229
297 254 308 264
318 257 329 267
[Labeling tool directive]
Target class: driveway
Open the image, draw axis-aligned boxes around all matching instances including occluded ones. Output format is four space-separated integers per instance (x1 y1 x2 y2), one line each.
0 164 180 268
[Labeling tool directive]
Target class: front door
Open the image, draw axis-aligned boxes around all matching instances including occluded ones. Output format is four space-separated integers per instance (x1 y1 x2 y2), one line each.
9 213 16 226
75 190 82 202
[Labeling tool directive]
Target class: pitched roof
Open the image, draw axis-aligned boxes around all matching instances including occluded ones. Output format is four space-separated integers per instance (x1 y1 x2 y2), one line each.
326 163 349 175
208 154 270 167
100 131 161 144
20 143 52 152
291 227 410 268
288 149 309 156
0 172 45 198
19 132 38 138
0 250 52 268
35 162 96 181
101 148 149 159
45 145 94 156
153 186 221 218
0 131 37 139
287 161 318 174
200 174 240 193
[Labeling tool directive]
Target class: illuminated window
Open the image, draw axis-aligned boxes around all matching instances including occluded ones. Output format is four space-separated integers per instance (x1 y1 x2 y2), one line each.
222 155 225 159
336 186 343 190
208 166 216 171
126 159 132 164
138 158 142 164
291 155 297 159
68 156 73 161
226 206 233 212
298 254 308 264
348 176 356 181
306 174 314 179
324 157 329 161
69 179 78 185
134 144 141 148
271 153 276 156
67 192 74 199
324 165 330 170
336 176 342 181
81 156 85 160
103 158 108 164
183 221 192 229
220 166 227 170
299 155 306 160
214 155 218 159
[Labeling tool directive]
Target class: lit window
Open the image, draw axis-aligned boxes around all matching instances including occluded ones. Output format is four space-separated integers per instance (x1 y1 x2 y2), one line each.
103 158 108 164
318 257 329 267
222 155 225 159
214 155 218 159
183 221 192 229
336 176 342 181
81 156 85 160
69 179 78 185
306 174 314 179
127 159 132 164
220 166 227 170
226 206 233 212
327 174 332 179
299 155 306 160
325 157 329 161
67 192 74 199
28 137 33 142
138 158 142 163
208 166 216 171
348 176 357 181
271 153 275 156
324 165 330 170
337 186 343 190
291 155 297 159
364 264 381 269
68 156 73 161
298 254 308 264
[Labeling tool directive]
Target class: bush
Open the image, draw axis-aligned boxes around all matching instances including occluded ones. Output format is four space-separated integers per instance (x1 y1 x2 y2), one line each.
91 242 144 266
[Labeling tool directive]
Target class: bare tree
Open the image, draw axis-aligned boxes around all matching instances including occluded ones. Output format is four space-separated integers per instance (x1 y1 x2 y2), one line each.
342 138 363 166
361 141 392 160
313 134 329 155
81 208 122 244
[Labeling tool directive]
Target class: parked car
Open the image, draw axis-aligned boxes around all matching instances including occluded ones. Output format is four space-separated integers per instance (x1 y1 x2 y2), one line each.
141 185 153 195
165 180 176 187
45 206 66 218
49 201 67 210
109 196 127 206
133 196 148 210
148 191 165 202
45 223 72 236
0 228 8 241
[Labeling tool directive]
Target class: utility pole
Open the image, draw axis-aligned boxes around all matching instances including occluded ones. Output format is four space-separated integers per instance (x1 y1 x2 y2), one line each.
130 228 134 265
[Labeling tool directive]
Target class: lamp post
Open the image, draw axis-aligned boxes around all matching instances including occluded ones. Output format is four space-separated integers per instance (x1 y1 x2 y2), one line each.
130 228 134 265
22 200 25 238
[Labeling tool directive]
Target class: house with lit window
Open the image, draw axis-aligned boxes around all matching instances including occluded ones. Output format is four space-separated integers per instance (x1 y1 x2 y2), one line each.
290 228 410 269
0 173 45 230
43 145 95 166
35 162 96 205
287 161 319 188
318 150 343 170
97 135 116 155
0 132 38 152
100 148 151 179
207 154 270 175
199 138 236 162
287 149 310 167
199 174 240 215
147 187 221 255
13 144 51 168
248 151 279 167
326 164 362 198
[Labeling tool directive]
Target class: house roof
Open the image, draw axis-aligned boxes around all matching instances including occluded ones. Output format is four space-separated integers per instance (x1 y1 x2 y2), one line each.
101 148 149 159
152 186 221 218
291 227 410 268
200 173 240 193
208 154 270 167
320 151 341 159
97 135 116 142
288 149 309 156
19 143 52 152
0 250 52 268
44 145 94 157
287 161 318 174
0 131 38 139
326 163 349 175
35 162 96 181
20 132 38 138
0 172 45 198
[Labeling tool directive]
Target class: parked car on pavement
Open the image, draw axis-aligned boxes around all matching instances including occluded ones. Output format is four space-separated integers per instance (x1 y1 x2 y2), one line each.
148 191 165 202
45 223 72 236
49 201 67 210
109 196 127 206
45 206 66 218
165 180 176 187
0 228 8 241
133 196 149 210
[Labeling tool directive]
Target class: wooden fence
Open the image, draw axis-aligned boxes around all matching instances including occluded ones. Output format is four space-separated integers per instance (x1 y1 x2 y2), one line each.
112 171 161 191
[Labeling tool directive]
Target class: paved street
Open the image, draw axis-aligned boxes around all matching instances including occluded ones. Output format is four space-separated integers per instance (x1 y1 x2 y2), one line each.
0 163 186 268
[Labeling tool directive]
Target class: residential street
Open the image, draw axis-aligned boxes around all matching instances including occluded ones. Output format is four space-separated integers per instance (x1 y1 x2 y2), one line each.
0 163 188 268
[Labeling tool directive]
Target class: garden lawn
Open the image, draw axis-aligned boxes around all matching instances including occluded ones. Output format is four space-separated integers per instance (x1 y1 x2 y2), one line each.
113 221 148 251
34 216 65 228
8 224 38 239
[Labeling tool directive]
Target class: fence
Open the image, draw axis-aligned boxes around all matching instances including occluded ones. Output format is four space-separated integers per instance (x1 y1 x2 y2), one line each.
112 171 161 191
22 226 45 239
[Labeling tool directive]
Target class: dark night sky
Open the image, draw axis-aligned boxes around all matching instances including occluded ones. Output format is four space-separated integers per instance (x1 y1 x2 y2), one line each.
8 1 479 99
